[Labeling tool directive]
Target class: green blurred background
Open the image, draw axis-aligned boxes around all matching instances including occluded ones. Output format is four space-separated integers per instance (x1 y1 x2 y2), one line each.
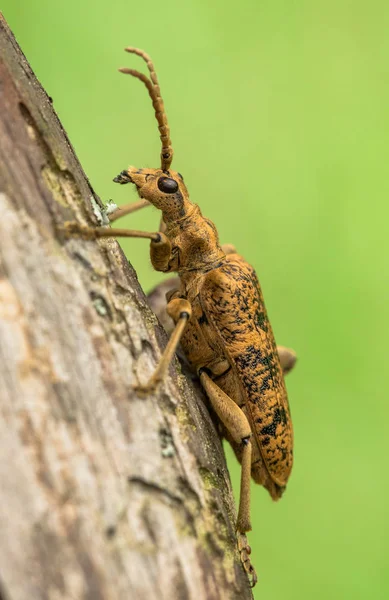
3 1 388 598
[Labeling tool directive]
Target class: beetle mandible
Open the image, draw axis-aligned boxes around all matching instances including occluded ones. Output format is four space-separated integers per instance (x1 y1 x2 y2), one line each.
67 48 295 587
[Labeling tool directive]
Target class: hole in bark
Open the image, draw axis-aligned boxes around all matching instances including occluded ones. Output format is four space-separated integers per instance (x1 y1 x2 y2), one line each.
105 525 117 539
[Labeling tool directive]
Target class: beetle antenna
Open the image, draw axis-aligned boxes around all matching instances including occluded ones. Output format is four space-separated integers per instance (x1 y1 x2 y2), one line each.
119 47 173 171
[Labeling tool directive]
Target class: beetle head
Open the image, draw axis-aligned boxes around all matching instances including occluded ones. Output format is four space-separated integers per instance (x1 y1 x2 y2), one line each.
114 167 188 215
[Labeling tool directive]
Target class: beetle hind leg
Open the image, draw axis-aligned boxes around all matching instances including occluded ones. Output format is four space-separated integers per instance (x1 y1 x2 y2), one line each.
237 533 258 587
199 370 258 587
236 437 258 587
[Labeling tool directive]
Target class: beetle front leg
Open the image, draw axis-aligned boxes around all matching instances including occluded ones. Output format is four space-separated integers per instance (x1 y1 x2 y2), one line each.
62 222 177 274
135 297 192 395
149 234 178 273
199 369 258 587
108 198 150 222
62 221 162 243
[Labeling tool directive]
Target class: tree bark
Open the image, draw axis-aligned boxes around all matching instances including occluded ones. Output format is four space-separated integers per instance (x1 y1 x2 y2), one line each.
0 15 252 600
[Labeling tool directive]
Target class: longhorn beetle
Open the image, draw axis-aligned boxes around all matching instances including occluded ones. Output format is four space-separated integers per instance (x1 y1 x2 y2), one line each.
66 48 295 587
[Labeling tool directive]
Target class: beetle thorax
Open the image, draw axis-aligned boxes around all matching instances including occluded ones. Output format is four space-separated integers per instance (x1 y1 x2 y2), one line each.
163 202 226 276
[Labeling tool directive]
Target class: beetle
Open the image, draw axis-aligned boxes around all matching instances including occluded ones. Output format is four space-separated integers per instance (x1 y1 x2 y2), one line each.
66 47 295 587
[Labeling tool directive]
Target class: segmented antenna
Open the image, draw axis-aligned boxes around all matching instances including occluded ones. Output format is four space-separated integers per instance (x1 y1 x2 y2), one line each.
119 47 173 171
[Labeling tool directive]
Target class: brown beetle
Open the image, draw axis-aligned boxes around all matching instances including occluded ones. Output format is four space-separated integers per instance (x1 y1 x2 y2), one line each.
67 48 295 587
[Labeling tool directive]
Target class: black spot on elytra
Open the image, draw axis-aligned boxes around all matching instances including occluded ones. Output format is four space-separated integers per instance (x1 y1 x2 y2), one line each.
277 445 288 460
236 345 264 370
274 406 288 425
260 373 271 392
198 312 208 325
260 406 287 438
261 421 277 437
256 309 267 329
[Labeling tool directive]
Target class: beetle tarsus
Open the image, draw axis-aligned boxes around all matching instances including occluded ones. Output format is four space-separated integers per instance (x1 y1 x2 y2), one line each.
60 221 97 240
237 532 258 587
133 380 160 397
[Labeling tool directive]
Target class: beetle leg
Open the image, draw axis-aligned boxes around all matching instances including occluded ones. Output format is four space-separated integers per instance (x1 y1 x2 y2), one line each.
106 201 165 237
237 534 258 587
134 298 192 395
221 243 237 255
61 221 161 242
62 222 177 273
277 346 297 374
199 370 251 455
150 235 177 273
108 198 150 222
199 370 258 586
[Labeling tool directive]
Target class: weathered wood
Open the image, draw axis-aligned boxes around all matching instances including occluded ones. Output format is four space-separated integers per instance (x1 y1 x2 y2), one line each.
0 14 253 600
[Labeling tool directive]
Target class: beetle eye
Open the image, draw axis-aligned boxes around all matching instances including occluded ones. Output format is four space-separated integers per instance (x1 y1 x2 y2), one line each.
157 176 178 194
